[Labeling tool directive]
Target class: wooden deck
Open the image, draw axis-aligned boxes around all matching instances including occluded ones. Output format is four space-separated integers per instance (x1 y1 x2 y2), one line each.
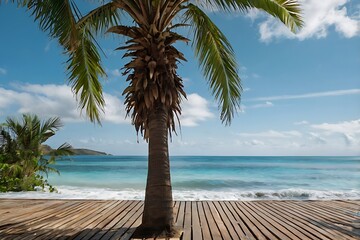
0 199 359 240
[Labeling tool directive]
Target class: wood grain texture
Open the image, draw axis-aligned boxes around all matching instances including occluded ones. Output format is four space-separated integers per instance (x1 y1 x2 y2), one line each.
0 199 359 240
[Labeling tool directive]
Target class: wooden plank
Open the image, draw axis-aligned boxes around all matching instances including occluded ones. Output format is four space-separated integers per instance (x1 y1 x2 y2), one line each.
71 200 123 240
18 201 103 240
236 201 279 240
0 200 66 225
261 200 334 240
173 201 180 225
202 202 222 240
83 200 135 240
248 201 310 240
281 201 358 240
213 201 242 240
119 203 144 240
240 201 292 240
341 200 360 207
101 201 142 240
254 201 317 240
208 201 232 239
224 201 256 239
197 201 212 240
228 201 265 240
175 201 185 228
270 201 351 240
314 201 360 217
20 201 94 240
1 200 84 238
191 201 202 240
109 202 143 240
84 201 139 240
0 200 83 240
182 201 192 240
290 201 356 222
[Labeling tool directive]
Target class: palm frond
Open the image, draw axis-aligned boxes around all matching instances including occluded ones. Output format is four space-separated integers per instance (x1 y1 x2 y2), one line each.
23 0 107 123
76 2 121 34
67 26 106 124
40 117 62 143
184 4 242 125
49 143 73 157
199 0 303 32
252 0 303 32
37 157 60 176
0 0 25 6
26 0 79 50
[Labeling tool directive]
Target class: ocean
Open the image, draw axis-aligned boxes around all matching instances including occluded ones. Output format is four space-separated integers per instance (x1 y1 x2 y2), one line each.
1 156 359 200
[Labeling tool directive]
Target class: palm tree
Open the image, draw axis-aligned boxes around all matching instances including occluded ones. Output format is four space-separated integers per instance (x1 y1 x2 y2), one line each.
5 114 72 177
5 0 302 237
1 114 72 191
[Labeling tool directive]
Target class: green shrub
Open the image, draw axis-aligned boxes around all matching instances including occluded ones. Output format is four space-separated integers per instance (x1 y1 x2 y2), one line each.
0 114 72 192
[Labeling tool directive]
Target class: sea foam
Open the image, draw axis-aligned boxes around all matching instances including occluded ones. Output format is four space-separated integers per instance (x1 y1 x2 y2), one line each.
1 186 359 201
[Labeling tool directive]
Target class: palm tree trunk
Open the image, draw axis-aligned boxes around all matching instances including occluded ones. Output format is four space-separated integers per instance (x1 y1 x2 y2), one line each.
133 102 177 238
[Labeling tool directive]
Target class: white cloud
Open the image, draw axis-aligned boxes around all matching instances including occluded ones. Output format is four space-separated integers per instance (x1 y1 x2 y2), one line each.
248 101 274 109
311 119 360 134
103 93 128 124
294 120 309 125
241 139 265 146
175 139 197 146
251 73 260 79
238 130 302 138
257 0 360 42
44 42 51 52
78 137 133 146
250 89 360 102
307 119 360 146
246 8 262 21
111 69 122 77
308 132 327 144
232 119 359 155
343 133 356 146
0 68 7 75
0 84 128 124
180 93 214 127
240 101 274 113
0 84 213 127
311 119 360 146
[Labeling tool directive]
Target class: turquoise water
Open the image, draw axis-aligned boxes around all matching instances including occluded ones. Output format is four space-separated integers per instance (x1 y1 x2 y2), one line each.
1 156 359 200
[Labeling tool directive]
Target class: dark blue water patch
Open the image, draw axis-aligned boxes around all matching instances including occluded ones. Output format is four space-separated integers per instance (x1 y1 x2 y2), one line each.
172 179 310 190
53 164 148 172
171 156 360 163
173 179 267 190
58 155 148 163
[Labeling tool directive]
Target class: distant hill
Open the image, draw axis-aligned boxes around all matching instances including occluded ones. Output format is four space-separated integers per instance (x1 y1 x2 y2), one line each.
41 145 108 156
70 148 108 156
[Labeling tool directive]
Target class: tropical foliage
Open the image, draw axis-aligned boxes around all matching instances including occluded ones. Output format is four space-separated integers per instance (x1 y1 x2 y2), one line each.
0 114 72 192
3 0 303 237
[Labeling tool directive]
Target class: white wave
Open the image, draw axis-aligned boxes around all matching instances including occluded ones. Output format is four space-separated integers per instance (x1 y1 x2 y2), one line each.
0 186 359 201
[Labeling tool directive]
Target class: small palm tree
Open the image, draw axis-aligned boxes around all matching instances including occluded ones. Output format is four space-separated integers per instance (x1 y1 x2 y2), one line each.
4 114 72 179
5 0 302 237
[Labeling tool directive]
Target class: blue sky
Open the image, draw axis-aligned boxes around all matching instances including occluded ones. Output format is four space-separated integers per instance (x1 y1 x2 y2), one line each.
0 1 359 156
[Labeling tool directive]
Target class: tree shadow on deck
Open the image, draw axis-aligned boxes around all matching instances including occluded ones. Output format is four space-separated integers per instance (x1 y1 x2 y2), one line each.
0 226 139 240
308 218 360 240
